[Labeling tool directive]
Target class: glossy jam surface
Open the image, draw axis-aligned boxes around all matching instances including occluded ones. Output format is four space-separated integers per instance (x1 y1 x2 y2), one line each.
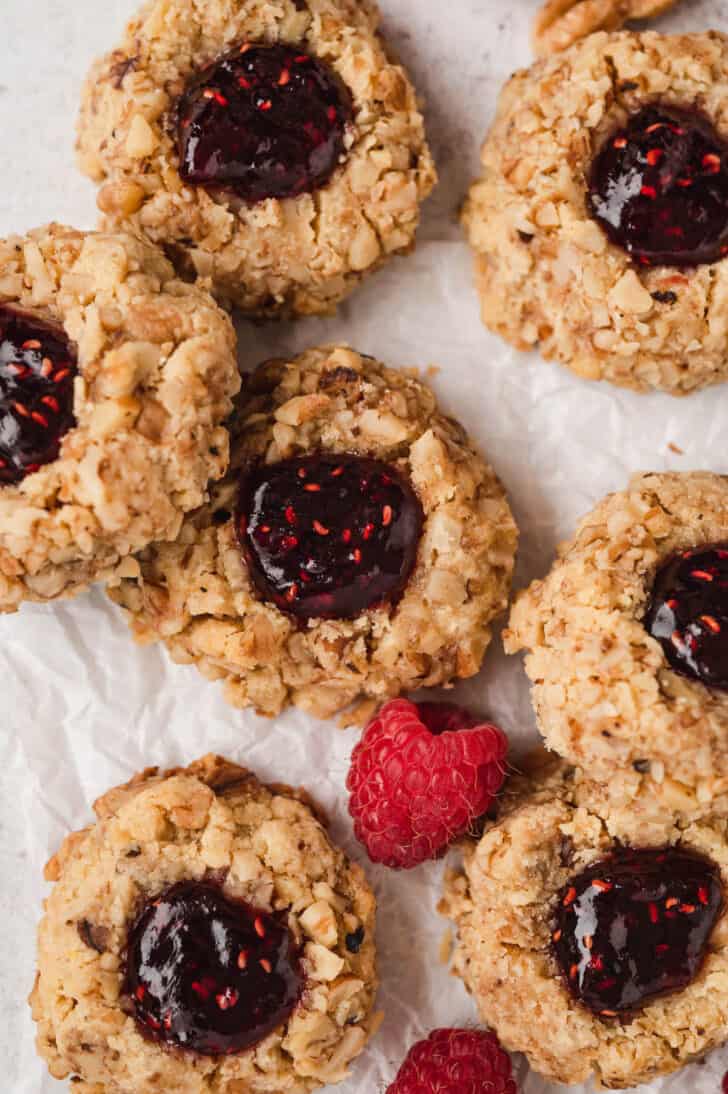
644 544 728 690
237 454 424 620
552 847 723 1019
177 43 352 204
125 882 302 1055
0 306 77 485
588 105 728 267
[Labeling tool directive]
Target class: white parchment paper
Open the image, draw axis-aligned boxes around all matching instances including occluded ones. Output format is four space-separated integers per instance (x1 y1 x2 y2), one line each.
2 1 728 1091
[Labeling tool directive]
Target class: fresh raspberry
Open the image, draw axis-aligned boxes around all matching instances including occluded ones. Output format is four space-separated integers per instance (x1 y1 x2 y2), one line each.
346 699 508 869
386 1029 517 1094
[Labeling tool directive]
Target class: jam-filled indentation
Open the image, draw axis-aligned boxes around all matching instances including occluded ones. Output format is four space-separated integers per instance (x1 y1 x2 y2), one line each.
177 43 353 204
125 881 302 1055
588 105 728 267
236 454 424 621
0 305 77 485
644 544 728 690
552 846 723 1019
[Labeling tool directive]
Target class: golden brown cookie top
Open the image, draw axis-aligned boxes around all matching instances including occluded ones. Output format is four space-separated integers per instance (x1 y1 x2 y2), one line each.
31 754 378 1093
0 224 239 612
506 471 728 803
109 345 518 722
76 0 436 316
442 759 728 1088
463 31 728 394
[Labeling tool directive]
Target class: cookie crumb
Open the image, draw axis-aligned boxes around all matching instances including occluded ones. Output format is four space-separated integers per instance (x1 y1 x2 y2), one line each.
338 698 378 729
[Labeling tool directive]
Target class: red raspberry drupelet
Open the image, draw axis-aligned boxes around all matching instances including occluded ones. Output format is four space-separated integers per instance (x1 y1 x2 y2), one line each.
347 699 508 869
386 1029 517 1094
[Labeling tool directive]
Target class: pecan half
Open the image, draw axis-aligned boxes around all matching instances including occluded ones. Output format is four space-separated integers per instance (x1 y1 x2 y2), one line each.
533 0 678 57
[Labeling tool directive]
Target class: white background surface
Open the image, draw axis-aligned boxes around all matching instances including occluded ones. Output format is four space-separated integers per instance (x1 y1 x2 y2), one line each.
2 1 728 1091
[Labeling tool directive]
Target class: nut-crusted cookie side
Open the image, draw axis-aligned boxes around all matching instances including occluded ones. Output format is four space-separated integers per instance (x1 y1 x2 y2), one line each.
0 224 239 611
76 0 436 317
462 31 728 395
441 763 728 1089
505 471 728 802
30 754 378 1094
109 346 518 721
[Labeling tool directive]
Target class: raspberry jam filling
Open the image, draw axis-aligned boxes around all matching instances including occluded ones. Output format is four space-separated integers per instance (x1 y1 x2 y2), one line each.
552 847 723 1019
644 544 728 689
0 306 77 485
125 881 302 1055
588 105 728 267
177 43 353 204
236 454 424 620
